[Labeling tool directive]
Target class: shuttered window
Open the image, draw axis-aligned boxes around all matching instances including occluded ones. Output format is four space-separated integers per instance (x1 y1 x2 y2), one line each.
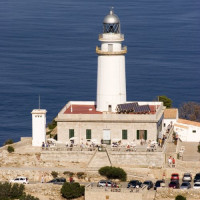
122 130 128 140
136 130 147 140
86 129 92 139
69 129 74 139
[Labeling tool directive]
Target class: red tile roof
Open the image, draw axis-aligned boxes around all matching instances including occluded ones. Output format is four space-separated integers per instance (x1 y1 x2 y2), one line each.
64 105 102 114
64 104 158 115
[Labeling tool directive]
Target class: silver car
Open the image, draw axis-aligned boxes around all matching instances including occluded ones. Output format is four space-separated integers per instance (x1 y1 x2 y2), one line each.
182 173 192 182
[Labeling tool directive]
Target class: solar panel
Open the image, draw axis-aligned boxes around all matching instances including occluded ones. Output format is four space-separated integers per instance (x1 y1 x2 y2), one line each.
116 103 151 114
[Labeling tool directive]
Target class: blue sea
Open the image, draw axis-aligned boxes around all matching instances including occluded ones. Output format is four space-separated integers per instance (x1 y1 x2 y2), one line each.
0 0 200 146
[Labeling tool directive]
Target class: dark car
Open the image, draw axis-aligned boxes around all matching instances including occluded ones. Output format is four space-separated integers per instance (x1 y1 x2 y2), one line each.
47 178 66 185
143 180 153 190
127 180 142 188
180 182 191 189
194 173 200 183
154 180 165 190
169 181 180 189
171 173 179 182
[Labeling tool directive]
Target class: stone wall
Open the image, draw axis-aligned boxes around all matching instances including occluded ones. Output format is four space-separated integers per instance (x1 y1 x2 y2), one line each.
85 187 143 200
109 151 165 168
155 188 200 200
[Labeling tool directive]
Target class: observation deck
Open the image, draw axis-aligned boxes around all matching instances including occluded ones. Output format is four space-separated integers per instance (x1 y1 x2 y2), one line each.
98 33 124 42
96 46 127 55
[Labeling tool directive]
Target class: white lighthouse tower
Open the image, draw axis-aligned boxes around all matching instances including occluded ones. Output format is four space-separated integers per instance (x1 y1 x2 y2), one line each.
31 109 47 146
96 8 127 112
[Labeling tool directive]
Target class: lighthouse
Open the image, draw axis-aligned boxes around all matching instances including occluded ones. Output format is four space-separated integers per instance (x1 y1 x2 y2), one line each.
96 8 127 112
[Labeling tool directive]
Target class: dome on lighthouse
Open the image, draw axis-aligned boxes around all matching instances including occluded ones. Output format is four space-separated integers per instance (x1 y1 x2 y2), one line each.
103 9 120 24
103 8 121 33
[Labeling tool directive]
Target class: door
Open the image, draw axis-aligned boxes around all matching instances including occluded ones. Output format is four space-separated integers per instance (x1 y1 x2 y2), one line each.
103 129 111 144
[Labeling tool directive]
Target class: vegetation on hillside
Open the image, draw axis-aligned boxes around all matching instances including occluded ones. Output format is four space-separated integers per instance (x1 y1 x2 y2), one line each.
4 139 14 146
98 166 127 181
0 182 39 200
175 195 186 200
179 102 200 122
7 146 14 153
61 182 84 199
158 95 172 108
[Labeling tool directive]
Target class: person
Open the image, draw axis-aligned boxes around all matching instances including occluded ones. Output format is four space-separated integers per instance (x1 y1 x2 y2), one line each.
69 176 73 183
168 156 172 167
42 142 45 149
172 158 175 167
41 175 44 183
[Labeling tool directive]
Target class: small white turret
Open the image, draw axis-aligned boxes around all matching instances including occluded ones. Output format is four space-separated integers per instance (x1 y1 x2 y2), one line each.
31 109 47 147
96 8 127 112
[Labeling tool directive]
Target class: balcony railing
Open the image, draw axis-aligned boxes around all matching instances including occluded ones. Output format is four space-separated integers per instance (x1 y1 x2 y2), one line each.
96 46 127 55
99 34 124 41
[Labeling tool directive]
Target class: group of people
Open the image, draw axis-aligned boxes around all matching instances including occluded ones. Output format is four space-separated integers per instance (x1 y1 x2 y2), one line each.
42 141 54 149
168 156 175 167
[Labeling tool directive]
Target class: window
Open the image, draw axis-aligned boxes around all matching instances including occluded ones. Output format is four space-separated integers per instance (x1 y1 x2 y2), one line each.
164 123 166 127
122 130 127 140
69 129 74 139
136 130 147 140
192 130 196 133
86 129 92 139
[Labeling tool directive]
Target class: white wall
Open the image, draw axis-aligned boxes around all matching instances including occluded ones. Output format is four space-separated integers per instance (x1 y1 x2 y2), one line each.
32 109 47 146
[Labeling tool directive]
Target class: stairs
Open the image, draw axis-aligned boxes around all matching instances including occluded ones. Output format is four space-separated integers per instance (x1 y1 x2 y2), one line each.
87 151 111 171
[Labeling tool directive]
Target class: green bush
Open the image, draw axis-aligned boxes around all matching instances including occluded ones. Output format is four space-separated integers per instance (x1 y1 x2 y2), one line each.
61 182 84 199
98 166 127 181
175 195 186 200
0 182 24 199
19 194 40 200
77 172 85 179
4 139 14 146
48 119 57 130
7 146 14 153
51 171 58 178
198 145 200 153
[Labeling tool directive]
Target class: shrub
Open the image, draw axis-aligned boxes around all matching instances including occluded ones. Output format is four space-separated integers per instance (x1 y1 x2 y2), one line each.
61 182 84 199
4 139 14 146
48 119 57 130
198 145 200 153
7 146 14 153
98 166 127 181
0 182 25 199
175 195 186 200
77 172 85 179
51 171 58 178
9 183 24 199
19 194 40 200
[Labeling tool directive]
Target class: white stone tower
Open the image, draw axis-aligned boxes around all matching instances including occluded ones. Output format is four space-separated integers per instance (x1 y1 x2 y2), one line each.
96 8 127 112
31 109 47 146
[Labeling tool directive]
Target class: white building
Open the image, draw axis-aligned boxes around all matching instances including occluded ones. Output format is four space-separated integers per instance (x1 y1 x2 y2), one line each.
56 9 165 145
163 108 178 131
32 109 47 146
174 119 200 142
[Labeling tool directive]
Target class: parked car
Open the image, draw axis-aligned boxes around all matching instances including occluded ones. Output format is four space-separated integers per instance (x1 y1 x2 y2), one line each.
193 182 200 189
180 182 191 189
194 173 200 183
127 180 142 188
169 181 180 189
171 173 179 182
97 180 112 187
10 177 29 184
47 178 66 185
143 180 153 190
154 180 165 190
182 173 192 182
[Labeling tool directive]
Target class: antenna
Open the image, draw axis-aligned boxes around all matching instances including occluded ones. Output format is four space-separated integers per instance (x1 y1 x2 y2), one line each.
39 95 40 109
